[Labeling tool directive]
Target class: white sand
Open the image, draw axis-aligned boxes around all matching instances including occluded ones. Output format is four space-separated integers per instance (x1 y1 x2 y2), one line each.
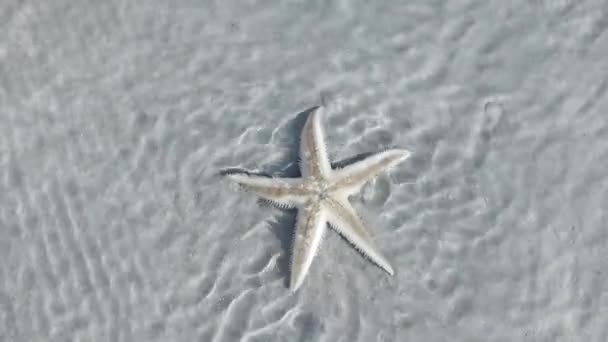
1 1 607 341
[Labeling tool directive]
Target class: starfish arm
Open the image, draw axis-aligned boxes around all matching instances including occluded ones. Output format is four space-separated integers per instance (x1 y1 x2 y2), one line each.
290 201 327 291
224 173 310 208
323 196 394 275
299 106 332 180
329 148 410 196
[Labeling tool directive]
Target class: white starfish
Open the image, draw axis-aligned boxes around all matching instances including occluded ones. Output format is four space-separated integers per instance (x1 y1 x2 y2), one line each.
224 107 411 291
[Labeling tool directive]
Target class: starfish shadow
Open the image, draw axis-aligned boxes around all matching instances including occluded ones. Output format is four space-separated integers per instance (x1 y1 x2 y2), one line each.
218 106 319 178
331 152 376 169
266 210 297 288
218 105 378 177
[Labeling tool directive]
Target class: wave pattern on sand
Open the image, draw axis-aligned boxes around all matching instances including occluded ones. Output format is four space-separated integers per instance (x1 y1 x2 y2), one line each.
1 0 608 341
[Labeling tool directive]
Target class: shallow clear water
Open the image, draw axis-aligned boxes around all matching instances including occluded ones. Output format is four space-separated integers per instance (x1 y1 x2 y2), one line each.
1 1 607 341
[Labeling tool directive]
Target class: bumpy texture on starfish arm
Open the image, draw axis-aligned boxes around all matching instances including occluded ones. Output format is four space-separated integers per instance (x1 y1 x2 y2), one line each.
224 106 410 290
290 201 327 290
299 106 332 179
323 196 395 275
329 148 410 196
225 173 310 208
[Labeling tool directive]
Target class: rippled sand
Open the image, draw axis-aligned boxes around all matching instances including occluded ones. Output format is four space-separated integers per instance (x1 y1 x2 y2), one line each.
1 1 607 341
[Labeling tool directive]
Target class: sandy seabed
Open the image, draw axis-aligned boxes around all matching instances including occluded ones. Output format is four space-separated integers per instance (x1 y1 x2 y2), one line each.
1 1 607 341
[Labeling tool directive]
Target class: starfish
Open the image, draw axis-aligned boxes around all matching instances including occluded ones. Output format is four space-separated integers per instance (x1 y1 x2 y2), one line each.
224 107 411 290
